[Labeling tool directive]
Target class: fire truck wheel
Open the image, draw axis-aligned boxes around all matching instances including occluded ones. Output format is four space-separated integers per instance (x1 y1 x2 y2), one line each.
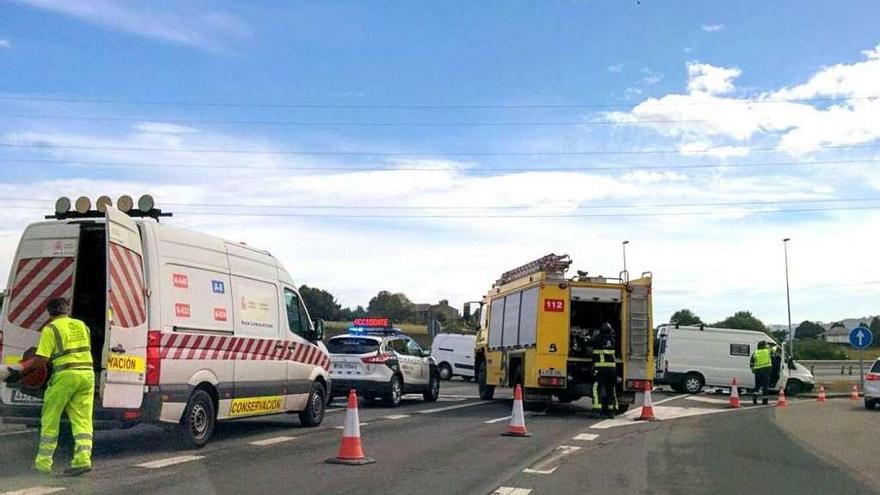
298 381 326 427
438 363 453 380
180 389 215 449
477 360 495 400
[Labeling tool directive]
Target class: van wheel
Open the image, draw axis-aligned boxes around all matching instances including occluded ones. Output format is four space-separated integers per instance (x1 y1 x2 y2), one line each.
298 381 326 427
180 390 215 449
477 360 495 400
384 375 402 407
784 379 803 396
423 372 440 402
438 363 453 380
683 373 704 394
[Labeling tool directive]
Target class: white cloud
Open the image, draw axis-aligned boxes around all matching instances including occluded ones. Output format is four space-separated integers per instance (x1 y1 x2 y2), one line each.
606 43 880 155
641 68 663 86
701 24 725 32
686 62 741 95
10 0 248 50
607 63 624 73
0 39 11 48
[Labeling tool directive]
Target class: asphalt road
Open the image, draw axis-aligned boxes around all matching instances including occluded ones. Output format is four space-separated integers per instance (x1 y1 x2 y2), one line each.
1 381 877 495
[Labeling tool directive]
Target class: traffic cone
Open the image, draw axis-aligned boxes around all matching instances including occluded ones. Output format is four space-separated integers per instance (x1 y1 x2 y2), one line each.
502 384 531 437
851 384 860 401
729 378 741 409
325 390 375 465
635 382 657 421
817 385 827 403
776 388 788 407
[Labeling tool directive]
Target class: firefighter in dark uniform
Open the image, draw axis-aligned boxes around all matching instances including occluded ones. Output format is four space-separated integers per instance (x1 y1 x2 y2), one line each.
591 323 619 418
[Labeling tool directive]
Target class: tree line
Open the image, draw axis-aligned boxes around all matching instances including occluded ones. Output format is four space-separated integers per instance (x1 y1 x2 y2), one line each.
299 286 419 323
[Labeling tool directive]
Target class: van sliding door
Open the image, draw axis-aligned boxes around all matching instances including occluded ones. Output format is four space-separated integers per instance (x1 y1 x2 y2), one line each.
102 207 148 409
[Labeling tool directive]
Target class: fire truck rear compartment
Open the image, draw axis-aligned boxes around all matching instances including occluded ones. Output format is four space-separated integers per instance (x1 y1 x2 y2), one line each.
566 300 623 400
70 223 107 371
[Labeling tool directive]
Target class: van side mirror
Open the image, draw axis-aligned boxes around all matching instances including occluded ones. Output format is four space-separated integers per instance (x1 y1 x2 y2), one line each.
312 319 325 341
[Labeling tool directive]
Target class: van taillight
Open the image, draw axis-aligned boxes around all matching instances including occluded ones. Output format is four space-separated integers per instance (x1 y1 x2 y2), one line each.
146 331 161 386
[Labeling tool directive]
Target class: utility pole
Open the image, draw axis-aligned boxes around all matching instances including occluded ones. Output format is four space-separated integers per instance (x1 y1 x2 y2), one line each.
783 238 793 358
622 240 630 280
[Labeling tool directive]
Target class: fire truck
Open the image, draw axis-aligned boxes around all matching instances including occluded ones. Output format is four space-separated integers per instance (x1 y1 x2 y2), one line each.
474 254 653 411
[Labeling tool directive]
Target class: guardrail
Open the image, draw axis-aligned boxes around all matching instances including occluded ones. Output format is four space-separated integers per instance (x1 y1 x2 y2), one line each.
798 360 875 376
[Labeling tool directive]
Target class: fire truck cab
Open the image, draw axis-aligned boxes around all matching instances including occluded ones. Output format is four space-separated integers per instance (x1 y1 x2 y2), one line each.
474 254 653 411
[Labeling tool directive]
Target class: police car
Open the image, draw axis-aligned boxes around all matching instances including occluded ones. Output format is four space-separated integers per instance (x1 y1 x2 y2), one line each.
327 319 439 407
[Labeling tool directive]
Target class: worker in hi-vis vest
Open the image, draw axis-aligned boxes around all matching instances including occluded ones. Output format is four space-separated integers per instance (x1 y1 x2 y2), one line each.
28 297 95 476
750 341 772 406
591 323 619 418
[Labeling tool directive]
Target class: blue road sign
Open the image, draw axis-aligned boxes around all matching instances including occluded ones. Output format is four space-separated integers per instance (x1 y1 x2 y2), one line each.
849 325 873 349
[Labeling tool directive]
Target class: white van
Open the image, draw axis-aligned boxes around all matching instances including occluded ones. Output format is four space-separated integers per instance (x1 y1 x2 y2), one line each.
0 199 331 446
655 324 815 395
430 333 475 380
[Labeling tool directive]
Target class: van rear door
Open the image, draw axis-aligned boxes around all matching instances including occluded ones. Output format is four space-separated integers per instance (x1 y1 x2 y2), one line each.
102 207 148 409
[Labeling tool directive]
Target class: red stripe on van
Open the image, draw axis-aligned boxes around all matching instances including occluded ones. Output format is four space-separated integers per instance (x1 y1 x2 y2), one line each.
211 337 228 360
186 335 204 360
160 334 177 359
173 334 192 360
9 257 74 328
199 336 216 360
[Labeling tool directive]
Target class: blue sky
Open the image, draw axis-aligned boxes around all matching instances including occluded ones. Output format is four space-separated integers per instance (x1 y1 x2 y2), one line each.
1 1 879 325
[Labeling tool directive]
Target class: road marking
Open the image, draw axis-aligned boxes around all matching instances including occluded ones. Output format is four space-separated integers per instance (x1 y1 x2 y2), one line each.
334 422 368 429
326 408 345 413
418 400 492 414
436 397 466 402
685 396 731 405
523 445 581 474
484 415 512 424
0 429 34 437
2 487 65 495
439 394 480 399
249 436 295 446
573 433 599 441
135 455 204 469
491 487 532 495
383 414 410 420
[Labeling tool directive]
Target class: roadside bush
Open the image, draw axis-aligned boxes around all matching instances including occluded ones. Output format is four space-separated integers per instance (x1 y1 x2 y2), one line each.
793 340 847 360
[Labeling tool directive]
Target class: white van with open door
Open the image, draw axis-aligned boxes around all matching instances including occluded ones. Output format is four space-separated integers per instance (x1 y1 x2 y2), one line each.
430 333 475 380
654 324 804 395
0 196 331 447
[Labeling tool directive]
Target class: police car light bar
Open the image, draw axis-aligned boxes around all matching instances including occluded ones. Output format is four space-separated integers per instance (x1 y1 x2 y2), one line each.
46 195 172 221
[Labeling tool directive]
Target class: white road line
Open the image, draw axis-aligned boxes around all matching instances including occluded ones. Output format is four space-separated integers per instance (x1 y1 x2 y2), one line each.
418 400 492 414
0 429 34 437
685 396 731 405
248 436 295 446
523 445 581 475
573 433 599 441
491 487 532 495
484 415 512 424
439 394 480 399
326 408 345 413
383 414 410 420
135 455 205 469
334 422 368 430
2 487 65 495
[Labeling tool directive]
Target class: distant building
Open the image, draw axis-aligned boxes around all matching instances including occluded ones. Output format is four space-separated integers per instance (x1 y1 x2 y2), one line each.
413 300 460 325
823 325 850 344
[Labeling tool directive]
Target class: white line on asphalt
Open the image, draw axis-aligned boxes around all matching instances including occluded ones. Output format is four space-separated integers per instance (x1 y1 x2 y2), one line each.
326 408 345 413
418 400 492 414
248 436 295 446
523 445 581 475
135 455 205 469
439 394 480 399
0 429 34 437
573 433 599 441
685 396 731 405
491 487 532 495
334 423 368 429
484 415 511 424
1 487 65 495
383 414 410 420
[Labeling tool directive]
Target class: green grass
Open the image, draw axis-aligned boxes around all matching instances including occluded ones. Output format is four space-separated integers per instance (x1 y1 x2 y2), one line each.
843 347 880 361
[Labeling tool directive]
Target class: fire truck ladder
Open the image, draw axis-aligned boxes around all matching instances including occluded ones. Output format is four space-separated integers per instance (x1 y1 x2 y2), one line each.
497 253 572 285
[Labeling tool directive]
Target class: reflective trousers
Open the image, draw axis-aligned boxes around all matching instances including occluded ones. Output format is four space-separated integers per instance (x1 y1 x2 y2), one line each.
35 369 95 473
592 369 618 414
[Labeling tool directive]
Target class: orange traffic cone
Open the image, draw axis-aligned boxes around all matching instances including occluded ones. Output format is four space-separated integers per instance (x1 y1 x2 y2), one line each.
817 385 827 403
851 384 860 401
729 378 741 409
502 384 531 437
777 388 788 407
635 382 657 421
325 390 375 465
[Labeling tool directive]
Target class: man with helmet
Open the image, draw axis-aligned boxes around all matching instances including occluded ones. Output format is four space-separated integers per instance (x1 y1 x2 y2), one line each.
21 298 94 476
591 322 619 418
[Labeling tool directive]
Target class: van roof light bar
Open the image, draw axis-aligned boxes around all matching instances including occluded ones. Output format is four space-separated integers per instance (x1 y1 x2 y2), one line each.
46 195 172 221
497 253 572 285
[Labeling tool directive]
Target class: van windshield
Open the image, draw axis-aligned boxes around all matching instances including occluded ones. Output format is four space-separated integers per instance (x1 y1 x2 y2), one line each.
327 337 381 355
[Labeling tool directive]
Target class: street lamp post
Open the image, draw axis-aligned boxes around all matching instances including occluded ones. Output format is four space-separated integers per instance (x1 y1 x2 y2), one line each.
783 238 793 358
622 240 630 279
